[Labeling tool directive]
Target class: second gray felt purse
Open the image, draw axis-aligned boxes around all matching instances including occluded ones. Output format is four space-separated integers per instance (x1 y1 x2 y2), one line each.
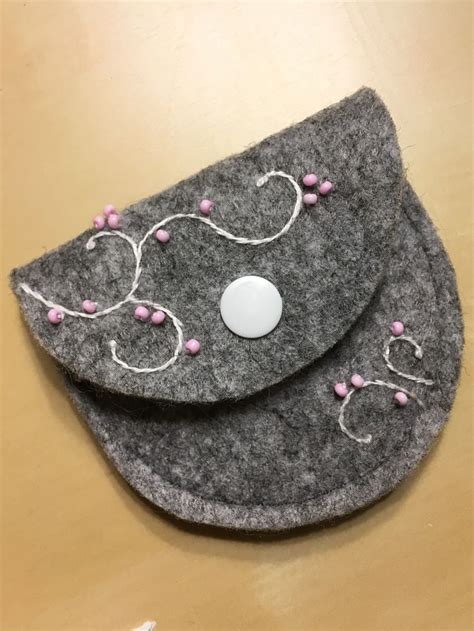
11 88 463 531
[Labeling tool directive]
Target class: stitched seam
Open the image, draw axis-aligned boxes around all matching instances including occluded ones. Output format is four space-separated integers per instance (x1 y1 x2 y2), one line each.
110 203 446 510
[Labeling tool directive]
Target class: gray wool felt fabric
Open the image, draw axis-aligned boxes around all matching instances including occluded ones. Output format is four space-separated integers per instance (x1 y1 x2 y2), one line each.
62 183 463 530
12 88 402 403
11 89 463 532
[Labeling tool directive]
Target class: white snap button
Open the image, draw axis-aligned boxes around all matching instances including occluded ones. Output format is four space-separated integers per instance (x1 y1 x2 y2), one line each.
220 276 283 339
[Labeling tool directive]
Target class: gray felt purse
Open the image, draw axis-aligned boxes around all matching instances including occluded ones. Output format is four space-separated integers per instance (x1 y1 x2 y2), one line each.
11 88 463 531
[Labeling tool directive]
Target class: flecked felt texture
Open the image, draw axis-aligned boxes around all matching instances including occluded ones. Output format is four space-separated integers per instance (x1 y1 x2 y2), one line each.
11 88 402 403
63 183 463 530
11 89 463 532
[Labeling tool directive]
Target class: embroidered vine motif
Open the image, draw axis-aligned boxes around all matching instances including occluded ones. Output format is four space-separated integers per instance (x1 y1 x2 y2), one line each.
20 170 332 373
334 324 434 444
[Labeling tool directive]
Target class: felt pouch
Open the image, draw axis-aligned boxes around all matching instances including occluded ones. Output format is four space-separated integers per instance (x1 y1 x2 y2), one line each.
11 88 463 531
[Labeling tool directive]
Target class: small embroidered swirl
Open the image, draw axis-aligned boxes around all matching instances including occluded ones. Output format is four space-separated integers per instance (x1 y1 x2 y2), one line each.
338 379 424 445
383 335 434 386
19 171 303 373
109 299 184 373
137 170 303 249
20 231 139 318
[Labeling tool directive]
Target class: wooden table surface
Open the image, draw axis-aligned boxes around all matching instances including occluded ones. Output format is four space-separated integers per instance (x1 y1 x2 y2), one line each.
2 2 472 630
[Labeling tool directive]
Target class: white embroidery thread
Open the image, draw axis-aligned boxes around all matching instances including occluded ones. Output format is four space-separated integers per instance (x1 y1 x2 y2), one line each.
336 327 434 445
383 334 434 385
337 379 424 445
109 299 184 374
20 171 303 373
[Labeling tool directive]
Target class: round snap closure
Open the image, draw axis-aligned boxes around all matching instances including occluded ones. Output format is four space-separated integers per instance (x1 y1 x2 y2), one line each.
220 276 283 339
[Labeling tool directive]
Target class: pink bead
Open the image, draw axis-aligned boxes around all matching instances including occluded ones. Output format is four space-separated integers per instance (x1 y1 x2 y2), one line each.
107 213 122 230
82 300 97 314
151 310 166 325
134 305 150 322
390 320 405 337
318 181 333 196
103 204 117 217
47 308 64 324
303 193 318 206
334 382 349 398
394 391 408 407
93 215 106 230
303 173 318 187
199 199 214 215
185 338 201 355
350 374 365 389
155 229 170 243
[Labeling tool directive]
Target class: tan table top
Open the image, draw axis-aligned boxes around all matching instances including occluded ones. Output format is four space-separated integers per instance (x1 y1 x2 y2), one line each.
1 2 472 630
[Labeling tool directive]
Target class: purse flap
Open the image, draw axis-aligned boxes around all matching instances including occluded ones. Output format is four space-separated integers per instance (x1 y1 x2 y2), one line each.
11 88 403 403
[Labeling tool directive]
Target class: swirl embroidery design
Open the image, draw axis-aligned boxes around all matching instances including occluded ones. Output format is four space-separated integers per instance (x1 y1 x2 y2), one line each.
333 322 434 444
20 171 333 374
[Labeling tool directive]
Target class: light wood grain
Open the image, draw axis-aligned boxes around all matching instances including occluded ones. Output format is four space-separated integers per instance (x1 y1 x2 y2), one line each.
1 2 472 630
